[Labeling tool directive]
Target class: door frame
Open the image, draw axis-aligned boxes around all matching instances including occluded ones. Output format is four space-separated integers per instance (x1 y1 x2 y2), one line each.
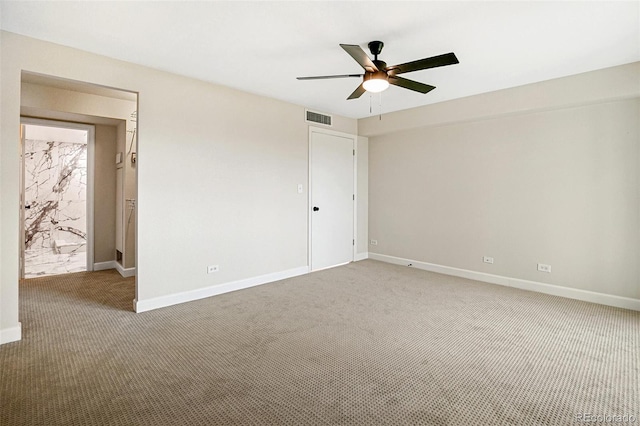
308 126 358 270
20 117 96 277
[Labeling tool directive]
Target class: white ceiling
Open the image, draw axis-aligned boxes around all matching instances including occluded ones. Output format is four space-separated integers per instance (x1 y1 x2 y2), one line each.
2 1 639 119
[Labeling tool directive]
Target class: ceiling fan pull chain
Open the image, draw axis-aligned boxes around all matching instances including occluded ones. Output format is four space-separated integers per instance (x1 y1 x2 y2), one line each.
379 92 382 121
369 93 372 114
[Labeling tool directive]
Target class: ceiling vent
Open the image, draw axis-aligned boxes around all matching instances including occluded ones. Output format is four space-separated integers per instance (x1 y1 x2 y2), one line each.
305 110 332 127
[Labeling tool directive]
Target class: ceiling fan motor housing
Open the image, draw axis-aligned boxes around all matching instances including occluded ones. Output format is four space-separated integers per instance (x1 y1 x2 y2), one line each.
372 60 387 73
368 41 384 58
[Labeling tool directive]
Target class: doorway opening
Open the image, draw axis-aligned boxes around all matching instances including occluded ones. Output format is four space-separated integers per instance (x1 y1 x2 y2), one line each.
20 71 138 307
20 119 95 278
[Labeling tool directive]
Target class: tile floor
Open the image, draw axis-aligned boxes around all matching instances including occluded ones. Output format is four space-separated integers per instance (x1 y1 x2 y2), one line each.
24 248 86 279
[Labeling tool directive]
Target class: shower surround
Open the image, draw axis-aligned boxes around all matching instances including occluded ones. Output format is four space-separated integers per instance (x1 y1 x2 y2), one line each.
24 137 87 278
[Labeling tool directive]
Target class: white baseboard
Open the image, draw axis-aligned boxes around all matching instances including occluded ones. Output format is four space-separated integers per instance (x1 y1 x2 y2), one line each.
133 266 310 313
354 252 369 261
115 263 136 278
369 253 640 312
0 323 22 344
93 261 117 271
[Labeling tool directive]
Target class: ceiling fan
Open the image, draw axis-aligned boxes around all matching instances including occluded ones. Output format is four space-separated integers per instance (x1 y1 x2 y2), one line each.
297 41 459 100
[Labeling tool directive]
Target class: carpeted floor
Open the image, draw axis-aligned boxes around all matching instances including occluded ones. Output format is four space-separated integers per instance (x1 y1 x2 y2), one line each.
1 260 638 425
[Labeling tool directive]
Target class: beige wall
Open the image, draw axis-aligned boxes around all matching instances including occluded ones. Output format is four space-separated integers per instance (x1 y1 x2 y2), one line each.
359 63 640 137
356 136 368 257
1 31 359 339
94 124 117 263
323 114 357 135
21 83 136 121
365 66 640 300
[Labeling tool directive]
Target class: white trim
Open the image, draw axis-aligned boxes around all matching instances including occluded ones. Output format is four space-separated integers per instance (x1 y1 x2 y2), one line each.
86 125 95 272
0 323 22 345
115 262 136 278
369 253 640 312
19 124 26 278
354 252 369 261
352 136 358 263
93 261 117 271
308 126 357 272
308 130 312 270
133 266 309 313
134 97 139 305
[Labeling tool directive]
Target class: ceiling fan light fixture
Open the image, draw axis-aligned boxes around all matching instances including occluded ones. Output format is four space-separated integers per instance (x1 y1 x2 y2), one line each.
362 72 389 93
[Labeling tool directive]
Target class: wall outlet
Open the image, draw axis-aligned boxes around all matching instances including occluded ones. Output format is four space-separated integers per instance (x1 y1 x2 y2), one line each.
537 263 551 273
207 265 219 274
483 256 494 264
370 239 378 246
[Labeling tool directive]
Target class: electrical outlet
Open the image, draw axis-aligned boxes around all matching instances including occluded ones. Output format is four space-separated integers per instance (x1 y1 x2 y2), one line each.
370 239 378 246
483 256 494 264
207 265 219 274
537 263 551 273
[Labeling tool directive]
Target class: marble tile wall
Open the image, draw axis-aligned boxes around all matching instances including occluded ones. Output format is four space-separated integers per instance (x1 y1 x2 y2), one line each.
23 138 87 276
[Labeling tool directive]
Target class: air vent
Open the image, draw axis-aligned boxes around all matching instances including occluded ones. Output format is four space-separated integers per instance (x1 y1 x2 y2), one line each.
306 110 332 126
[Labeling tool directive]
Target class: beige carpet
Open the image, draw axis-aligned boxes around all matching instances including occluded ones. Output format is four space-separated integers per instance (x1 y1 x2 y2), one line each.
1 260 638 425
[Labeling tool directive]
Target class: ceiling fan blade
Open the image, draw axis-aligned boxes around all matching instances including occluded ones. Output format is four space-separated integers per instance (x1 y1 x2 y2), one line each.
297 74 363 80
340 44 378 72
389 76 436 94
387 52 459 76
347 83 366 100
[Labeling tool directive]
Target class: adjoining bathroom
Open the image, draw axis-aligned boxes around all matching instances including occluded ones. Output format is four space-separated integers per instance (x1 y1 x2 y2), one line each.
21 122 91 278
20 72 138 282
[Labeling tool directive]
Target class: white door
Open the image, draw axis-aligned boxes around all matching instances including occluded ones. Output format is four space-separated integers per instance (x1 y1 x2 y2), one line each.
310 129 354 271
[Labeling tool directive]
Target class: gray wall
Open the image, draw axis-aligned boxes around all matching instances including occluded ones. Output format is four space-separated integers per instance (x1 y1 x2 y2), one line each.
364 65 640 300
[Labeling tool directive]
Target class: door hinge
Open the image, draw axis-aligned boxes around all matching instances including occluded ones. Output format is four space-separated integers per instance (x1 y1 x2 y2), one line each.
353 239 355 246
352 194 355 200
353 149 355 156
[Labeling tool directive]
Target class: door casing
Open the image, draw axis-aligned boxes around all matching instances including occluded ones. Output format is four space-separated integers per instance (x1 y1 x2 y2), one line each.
19 117 95 278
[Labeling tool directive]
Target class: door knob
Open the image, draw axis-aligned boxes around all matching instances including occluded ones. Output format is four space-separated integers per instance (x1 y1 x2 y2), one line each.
313 206 320 211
